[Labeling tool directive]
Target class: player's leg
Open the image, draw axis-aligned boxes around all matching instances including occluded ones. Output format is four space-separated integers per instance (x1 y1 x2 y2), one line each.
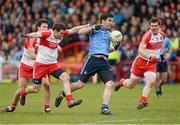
114 73 141 91
98 69 114 115
55 80 84 108
51 69 82 108
115 57 142 91
137 71 156 109
1 77 27 112
20 81 42 106
55 56 93 108
42 76 51 112
156 61 168 97
156 72 162 97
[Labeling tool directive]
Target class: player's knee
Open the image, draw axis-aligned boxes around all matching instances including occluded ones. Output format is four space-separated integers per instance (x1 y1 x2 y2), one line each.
105 81 114 89
162 78 167 83
33 86 41 93
77 82 84 89
60 73 70 83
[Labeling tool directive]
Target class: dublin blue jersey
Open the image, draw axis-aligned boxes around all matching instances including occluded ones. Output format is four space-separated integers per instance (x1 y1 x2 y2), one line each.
88 27 111 56
157 37 171 62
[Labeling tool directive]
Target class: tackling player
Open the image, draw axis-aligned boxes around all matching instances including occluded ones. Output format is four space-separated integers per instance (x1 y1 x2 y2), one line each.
114 17 166 109
19 23 90 109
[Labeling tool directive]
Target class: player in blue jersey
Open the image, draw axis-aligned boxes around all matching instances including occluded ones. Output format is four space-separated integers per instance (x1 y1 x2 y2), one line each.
55 13 119 115
156 36 171 97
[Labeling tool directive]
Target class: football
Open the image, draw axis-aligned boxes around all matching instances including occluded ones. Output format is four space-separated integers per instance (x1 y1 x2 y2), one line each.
110 30 123 43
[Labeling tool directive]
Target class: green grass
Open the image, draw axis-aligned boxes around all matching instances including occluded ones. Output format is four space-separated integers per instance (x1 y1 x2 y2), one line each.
0 82 180 124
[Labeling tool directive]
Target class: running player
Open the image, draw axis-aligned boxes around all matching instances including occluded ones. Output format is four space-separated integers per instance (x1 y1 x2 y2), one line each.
114 17 166 109
155 36 171 97
20 23 90 109
1 19 51 113
55 13 120 115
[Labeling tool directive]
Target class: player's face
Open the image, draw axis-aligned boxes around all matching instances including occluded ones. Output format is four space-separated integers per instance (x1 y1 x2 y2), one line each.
38 23 48 31
103 17 114 30
150 22 159 35
53 29 64 39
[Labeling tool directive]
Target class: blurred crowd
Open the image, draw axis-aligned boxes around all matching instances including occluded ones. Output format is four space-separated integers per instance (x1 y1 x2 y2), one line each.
0 0 179 65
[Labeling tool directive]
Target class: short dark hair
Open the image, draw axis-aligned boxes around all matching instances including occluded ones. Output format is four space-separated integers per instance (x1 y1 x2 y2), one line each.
52 23 67 32
100 13 113 21
149 17 161 25
36 18 48 27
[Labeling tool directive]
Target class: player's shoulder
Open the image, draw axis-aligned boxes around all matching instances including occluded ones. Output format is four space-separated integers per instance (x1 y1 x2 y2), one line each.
24 38 37 49
159 31 166 38
142 30 151 41
41 29 52 37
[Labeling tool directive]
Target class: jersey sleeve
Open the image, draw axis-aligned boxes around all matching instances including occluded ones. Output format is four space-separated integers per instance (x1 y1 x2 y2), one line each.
63 29 70 37
159 31 166 39
24 39 30 49
24 38 36 49
41 31 52 39
141 31 151 45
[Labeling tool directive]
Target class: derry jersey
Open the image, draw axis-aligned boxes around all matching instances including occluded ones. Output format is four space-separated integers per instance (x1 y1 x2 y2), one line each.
36 30 62 64
139 30 166 60
21 38 39 67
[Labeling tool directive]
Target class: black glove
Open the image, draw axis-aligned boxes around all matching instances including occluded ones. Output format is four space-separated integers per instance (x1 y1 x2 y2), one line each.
91 25 102 31
113 42 120 51
21 33 29 38
160 54 165 62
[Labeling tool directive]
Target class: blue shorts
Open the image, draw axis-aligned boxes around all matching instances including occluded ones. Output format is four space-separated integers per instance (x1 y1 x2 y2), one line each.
80 55 113 83
156 61 168 72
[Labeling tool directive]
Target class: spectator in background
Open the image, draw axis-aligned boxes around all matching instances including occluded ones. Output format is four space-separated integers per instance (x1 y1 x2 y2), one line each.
168 31 179 83
108 42 120 80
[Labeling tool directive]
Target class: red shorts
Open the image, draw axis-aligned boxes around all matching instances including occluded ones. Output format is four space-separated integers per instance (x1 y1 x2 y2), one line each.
33 62 62 79
19 62 33 80
131 57 157 77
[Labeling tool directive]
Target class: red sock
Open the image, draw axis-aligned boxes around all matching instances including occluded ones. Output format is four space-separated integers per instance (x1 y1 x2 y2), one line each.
21 88 27 96
44 103 50 109
66 94 73 104
139 96 147 103
11 102 16 109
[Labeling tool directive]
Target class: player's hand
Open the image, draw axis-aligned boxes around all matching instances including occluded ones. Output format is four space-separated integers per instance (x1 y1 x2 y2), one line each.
91 25 102 30
21 33 29 38
160 54 165 62
113 42 120 51
149 56 157 64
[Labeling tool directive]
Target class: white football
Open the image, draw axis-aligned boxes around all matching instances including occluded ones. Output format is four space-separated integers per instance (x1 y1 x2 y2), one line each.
110 30 123 43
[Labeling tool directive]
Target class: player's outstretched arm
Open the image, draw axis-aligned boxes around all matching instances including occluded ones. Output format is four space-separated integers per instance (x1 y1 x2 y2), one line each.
78 26 91 35
69 24 90 34
21 32 42 38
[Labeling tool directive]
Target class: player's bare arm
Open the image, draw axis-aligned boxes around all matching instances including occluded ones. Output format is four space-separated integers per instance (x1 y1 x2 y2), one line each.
26 38 37 59
78 26 92 35
57 46 62 52
68 24 90 34
138 42 150 59
21 32 42 38
27 47 36 60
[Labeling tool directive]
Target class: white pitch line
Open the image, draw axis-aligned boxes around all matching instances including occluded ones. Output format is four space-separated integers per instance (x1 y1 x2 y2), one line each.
84 116 180 124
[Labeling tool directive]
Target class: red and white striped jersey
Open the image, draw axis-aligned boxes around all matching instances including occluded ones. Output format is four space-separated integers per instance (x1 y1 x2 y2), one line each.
36 29 69 64
140 30 166 58
21 38 39 67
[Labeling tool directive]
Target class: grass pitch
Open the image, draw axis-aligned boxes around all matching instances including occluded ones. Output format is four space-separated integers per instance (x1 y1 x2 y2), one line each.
0 81 180 124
